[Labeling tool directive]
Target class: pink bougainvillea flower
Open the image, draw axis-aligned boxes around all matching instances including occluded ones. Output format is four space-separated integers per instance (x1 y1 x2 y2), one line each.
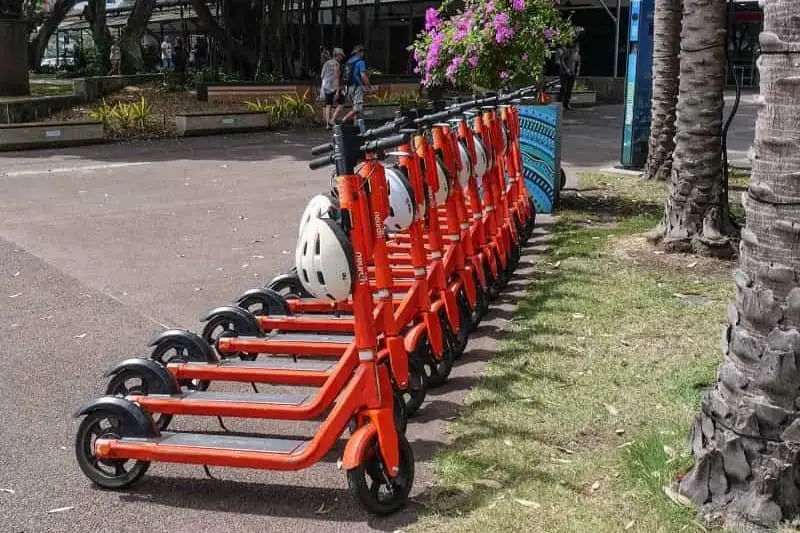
512 0 525 10
425 7 441 31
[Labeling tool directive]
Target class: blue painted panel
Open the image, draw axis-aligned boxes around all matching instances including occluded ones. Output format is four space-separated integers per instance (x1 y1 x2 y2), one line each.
518 104 561 214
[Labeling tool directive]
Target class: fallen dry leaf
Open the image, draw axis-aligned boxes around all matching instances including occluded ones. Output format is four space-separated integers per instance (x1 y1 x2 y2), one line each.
474 479 503 489
604 403 619 416
687 261 698 268
0 488 14 494
513 498 541 509
620 339 630 347
315 502 332 515
556 446 576 455
625 520 635 530
8 293 21 298
251 255 264 259
616 428 626 435
552 458 573 464
572 313 585 319
73 333 87 339
663 484 693 507
590 480 601 492
13 271 20 277
47 506 74 514
503 439 514 447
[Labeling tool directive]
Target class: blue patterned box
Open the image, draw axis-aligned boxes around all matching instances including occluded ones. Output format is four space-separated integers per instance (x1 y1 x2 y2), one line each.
518 104 562 214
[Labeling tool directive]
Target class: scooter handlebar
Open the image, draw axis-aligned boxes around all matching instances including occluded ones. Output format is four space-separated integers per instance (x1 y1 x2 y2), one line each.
308 133 410 170
310 116 409 156
310 142 333 156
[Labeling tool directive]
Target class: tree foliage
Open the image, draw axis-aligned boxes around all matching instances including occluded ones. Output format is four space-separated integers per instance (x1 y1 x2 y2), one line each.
410 0 574 90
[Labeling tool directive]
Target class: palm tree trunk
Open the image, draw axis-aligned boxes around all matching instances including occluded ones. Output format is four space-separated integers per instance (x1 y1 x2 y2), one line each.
658 0 736 257
643 0 681 181
678 0 800 528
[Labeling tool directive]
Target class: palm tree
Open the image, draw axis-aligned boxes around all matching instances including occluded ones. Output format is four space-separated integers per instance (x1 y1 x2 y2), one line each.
657 0 736 256
0 0 29 97
678 0 800 528
643 0 681 181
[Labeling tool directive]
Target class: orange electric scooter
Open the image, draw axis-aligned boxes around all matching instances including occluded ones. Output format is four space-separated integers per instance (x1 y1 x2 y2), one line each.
74 126 415 516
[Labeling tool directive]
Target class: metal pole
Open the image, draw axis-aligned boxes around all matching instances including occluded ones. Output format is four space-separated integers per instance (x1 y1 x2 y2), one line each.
613 0 621 77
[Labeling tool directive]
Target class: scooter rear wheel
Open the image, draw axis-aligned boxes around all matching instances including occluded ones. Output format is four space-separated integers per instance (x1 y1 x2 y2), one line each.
75 410 150 489
347 432 414 515
106 371 173 431
151 341 210 392
453 291 473 357
202 316 258 362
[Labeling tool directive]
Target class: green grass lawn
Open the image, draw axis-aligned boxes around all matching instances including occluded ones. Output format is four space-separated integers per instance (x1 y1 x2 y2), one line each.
411 174 738 533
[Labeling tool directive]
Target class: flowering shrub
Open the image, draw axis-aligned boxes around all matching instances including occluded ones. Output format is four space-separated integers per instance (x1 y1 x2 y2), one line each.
411 0 575 90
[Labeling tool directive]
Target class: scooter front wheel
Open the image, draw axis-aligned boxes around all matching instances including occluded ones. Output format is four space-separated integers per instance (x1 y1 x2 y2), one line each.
453 291 472 357
424 320 454 387
347 432 415 515
75 411 150 489
400 352 428 417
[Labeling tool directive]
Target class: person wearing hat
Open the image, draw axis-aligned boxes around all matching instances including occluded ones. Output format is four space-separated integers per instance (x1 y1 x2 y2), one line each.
342 44 375 124
320 47 346 129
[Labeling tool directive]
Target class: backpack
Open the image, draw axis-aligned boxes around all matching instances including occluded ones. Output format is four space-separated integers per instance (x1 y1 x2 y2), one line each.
343 59 355 89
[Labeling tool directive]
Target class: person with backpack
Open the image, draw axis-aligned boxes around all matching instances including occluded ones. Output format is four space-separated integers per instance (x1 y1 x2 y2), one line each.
341 45 375 124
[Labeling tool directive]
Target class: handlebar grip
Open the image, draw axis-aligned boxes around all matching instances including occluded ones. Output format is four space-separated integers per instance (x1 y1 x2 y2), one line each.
309 153 334 170
310 142 333 156
362 133 411 153
413 109 451 126
361 119 404 140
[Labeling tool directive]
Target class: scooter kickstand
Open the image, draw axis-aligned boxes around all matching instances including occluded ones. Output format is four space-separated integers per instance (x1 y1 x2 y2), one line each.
250 382 260 393
216 416 230 432
203 465 215 479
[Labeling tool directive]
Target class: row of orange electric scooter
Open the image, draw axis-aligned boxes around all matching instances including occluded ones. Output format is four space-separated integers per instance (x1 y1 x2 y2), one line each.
73 85 538 516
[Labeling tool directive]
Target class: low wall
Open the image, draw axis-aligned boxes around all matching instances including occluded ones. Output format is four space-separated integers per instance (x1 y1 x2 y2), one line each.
175 111 270 136
1 73 163 124
0 95 83 124
0 120 104 151
72 74 163 102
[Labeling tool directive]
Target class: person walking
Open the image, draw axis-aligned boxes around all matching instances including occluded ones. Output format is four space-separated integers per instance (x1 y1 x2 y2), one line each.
160 37 174 70
556 41 581 111
109 38 121 75
341 45 374 125
320 47 346 129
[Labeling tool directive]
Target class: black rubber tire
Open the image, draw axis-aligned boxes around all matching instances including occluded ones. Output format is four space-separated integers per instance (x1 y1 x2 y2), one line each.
347 432 415 515
201 315 258 362
150 340 210 392
74 410 150 489
453 291 472 357
400 352 428 417
423 320 454 387
106 371 173 431
393 389 408 435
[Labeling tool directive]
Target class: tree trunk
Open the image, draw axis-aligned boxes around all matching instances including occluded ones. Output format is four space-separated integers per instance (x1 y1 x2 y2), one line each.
27 0 78 70
643 0 681 181
255 0 267 78
85 0 111 73
678 0 800 529
0 16 29 96
189 0 257 68
119 0 155 73
658 0 736 257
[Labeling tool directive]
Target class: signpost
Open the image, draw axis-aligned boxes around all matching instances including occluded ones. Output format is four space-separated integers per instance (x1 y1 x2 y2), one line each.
620 0 655 169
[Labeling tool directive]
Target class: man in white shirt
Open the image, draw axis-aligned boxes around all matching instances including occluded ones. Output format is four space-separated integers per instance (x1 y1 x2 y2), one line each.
161 37 174 71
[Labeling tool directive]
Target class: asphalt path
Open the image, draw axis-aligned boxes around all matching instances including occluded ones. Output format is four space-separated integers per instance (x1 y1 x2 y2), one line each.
0 129 550 533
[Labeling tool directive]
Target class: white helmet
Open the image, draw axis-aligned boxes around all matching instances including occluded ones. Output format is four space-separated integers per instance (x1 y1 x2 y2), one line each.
457 140 472 189
295 217 355 301
298 194 335 237
434 157 451 205
472 135 489 188
384 166 417 232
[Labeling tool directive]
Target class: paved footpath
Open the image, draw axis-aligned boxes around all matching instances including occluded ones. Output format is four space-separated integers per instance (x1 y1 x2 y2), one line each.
0 98 754 532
